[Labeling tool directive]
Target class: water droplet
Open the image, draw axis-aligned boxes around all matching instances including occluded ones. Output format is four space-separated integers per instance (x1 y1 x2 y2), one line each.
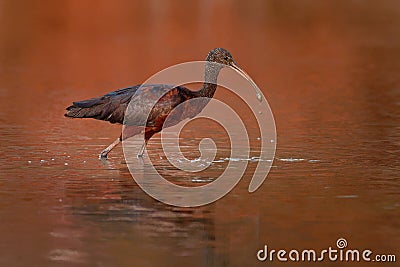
28 161 32 164
40 160 46 163
256 137 261 140
258 111 262 114
270 139 275 143
64 163 68 166
256 93 262 102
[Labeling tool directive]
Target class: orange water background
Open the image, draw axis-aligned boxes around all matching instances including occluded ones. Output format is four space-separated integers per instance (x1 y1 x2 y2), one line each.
0 1 399 266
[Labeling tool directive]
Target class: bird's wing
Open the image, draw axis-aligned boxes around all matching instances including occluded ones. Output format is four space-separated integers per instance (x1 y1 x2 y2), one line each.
65 85 141 124
123 85 189 126
65 84 188 125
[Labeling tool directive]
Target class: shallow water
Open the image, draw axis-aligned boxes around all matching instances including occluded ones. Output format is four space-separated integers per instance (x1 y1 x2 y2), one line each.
1 1 400 266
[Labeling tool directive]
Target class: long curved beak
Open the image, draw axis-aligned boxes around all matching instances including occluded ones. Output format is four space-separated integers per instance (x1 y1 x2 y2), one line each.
230 61 263 102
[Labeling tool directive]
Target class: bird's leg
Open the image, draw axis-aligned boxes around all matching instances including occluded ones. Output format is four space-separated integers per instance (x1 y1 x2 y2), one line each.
137 139 149 158
99 137 121 159
137 129 156 158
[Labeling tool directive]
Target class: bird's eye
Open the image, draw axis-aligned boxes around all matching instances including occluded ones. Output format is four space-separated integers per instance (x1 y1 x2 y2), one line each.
224 56 229 61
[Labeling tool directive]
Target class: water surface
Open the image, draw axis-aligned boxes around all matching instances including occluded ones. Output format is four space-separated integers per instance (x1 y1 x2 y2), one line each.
0 1 399 266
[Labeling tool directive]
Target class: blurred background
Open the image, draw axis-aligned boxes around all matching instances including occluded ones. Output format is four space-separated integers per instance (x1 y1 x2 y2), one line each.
0 1 399 266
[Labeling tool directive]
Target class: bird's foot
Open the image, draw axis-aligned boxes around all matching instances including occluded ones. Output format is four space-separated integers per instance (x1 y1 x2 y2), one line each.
99 150 109 160
137 153 144 158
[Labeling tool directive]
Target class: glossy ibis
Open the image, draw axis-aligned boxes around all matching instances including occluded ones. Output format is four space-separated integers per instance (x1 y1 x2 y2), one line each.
65 48 260 159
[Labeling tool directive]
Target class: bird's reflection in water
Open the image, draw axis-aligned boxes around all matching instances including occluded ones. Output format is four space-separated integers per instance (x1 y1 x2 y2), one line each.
64 161 261 265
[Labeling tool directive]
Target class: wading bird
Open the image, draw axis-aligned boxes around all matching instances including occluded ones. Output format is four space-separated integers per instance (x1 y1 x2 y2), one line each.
65 48 261 159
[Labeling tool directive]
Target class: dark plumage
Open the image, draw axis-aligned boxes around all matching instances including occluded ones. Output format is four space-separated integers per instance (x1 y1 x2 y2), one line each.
65 48 258 159
66 86 138 124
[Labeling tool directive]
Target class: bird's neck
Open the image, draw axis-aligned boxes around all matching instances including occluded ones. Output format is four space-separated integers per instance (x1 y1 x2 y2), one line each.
199 64 220 98
199 82 217 98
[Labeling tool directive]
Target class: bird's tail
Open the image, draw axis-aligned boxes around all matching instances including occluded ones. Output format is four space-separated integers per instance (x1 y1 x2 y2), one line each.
64 97 105 119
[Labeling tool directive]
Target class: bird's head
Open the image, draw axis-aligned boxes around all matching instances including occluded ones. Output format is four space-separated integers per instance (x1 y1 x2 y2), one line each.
206 48 262 102
206 47 236 66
